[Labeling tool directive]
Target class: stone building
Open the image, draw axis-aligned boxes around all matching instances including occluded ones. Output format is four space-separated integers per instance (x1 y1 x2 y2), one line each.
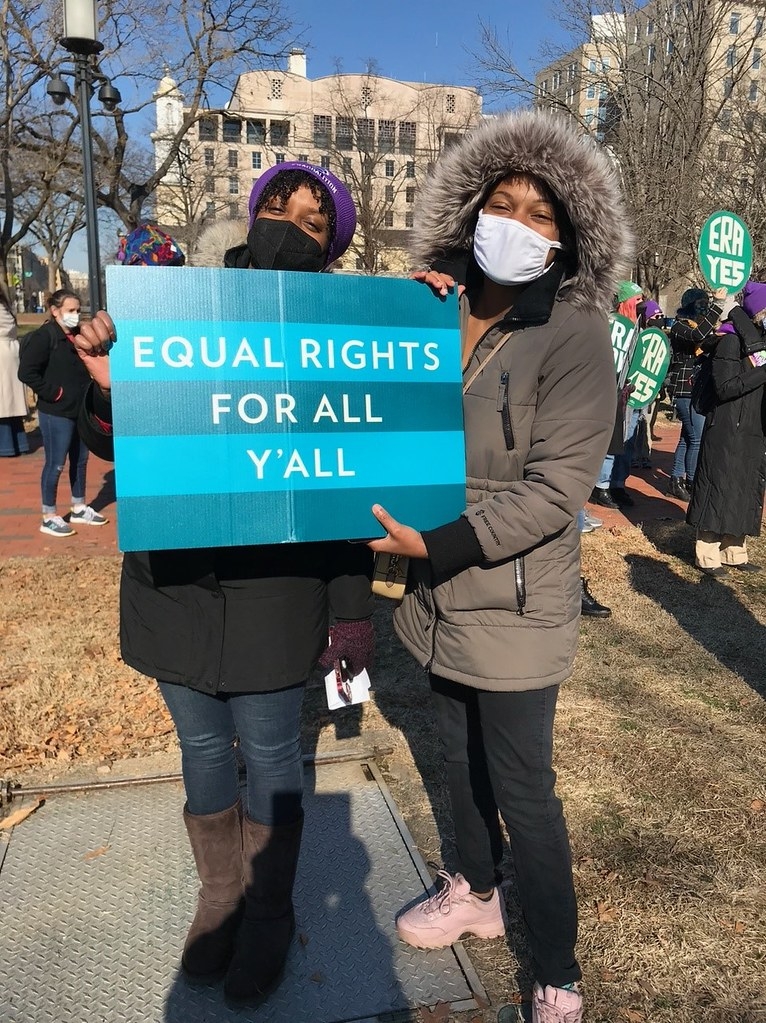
152 50 482 273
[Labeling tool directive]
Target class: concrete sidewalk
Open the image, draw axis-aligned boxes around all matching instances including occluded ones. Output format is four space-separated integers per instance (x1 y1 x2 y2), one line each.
0 415 689 560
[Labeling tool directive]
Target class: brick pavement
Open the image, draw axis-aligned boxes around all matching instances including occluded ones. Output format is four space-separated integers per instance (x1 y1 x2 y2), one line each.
0 415 689 560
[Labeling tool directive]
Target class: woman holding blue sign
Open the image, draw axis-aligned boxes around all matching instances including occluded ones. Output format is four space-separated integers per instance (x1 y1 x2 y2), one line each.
73 166 375 1009
368 111 632 1023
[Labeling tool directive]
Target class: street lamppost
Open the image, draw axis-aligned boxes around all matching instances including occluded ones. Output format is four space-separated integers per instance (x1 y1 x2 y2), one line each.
46 0 121 314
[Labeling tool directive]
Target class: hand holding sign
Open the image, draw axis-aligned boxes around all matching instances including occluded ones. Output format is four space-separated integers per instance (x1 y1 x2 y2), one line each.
698 211 753 295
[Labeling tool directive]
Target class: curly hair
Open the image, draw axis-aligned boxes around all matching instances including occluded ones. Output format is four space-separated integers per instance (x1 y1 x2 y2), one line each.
253 169 336 243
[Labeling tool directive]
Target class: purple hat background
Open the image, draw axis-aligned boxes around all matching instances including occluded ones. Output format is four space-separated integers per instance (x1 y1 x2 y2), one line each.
248 162 357 267
638 299 663 321
741 280 766 319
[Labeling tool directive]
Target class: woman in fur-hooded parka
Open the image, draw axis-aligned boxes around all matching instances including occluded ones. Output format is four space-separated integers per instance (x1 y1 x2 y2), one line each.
371 111 632 1014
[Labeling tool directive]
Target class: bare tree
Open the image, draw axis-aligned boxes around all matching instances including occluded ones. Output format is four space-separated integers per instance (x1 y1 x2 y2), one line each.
475 0 766 296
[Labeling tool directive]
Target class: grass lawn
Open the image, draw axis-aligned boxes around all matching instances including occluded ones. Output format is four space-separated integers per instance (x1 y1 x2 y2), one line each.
1 520 764 1022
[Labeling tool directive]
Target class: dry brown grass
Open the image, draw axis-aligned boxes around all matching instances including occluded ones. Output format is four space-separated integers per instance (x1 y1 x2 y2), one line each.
1 522 765 1022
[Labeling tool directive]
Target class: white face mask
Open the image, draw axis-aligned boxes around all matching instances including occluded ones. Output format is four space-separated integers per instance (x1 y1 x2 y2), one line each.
61 311 80 330
473 210 562 286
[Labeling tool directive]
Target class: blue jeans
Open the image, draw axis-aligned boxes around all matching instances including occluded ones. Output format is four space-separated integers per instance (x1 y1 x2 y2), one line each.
672 397 705 480
158 680 305 825
38 411 88 511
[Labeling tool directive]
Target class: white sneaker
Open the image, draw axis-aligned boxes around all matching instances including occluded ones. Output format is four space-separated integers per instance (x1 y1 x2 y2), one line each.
40 516 76 537
70 505 108 526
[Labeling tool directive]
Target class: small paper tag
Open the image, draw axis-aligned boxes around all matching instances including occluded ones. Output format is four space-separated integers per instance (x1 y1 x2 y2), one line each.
324 663 371 711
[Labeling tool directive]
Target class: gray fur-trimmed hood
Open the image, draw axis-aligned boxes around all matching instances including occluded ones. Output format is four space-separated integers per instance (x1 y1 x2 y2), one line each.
411 111 634 311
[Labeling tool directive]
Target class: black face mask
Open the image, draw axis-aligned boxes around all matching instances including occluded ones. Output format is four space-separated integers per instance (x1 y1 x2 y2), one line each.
247 218 326 273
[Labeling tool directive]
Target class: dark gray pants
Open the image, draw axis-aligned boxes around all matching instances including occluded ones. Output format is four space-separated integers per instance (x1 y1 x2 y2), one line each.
430 674 580 987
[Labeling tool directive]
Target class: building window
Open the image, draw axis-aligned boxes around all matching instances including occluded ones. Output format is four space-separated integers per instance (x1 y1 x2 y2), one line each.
588 59 596 73
270 120 290 146
754 48 762 69
552 70 561 89
228 150 238 169
757 16 764 36
298 153 308 162
336 116 353 150
585 107 595 125
246 119 266 144
745 109 756 128
750 80 759 101
446 93 455 113
399 121 416 155
602 57 611 70
222 117 241 143
275 153 286 163
405 186 415 203
271 78 282 99
565 87 575 105
632 23 639 43
724 77 734 97
540 79 548 95
229 202 239 218
666 39 674 55
320 155 331 170
647 44 655 64
385 185 394 201
384 210 394 227
198 116 217 141
567 62 577 81
730 11 740 33
727 45 736 67
378 119 396 149
586 84 596 99
228 176 239 195
646 18 654 34
204 175 214 194
251 152 262 170
356 117 375 150
719 106 732 128
718 142 727 161
205 201 216 218
341 156 352 173
204 148 214 167
405 161 415 178
361 84 373 106
314 114 332 148
405 211 414 228
385 159 395 177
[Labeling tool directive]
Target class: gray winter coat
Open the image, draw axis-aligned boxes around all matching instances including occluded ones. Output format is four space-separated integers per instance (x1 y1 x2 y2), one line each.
393 112 633 692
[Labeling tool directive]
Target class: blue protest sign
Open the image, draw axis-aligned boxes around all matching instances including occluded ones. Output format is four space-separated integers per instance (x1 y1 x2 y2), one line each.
105 267 467 552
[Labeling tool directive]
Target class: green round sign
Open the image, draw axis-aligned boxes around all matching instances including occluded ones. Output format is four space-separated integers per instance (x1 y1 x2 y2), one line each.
697 210 753 294
609 313 638 385
627 327 671 407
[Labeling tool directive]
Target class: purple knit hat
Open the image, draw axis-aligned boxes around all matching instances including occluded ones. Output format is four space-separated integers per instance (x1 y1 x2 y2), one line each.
247 162 357 267
741 280 766 318
638 299 663 322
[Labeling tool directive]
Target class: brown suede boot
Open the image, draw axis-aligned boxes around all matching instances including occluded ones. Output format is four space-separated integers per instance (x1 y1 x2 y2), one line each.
181 801 244 984
223 813 303 1008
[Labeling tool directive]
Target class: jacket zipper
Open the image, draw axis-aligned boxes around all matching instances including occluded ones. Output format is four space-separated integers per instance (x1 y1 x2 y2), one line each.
514 557 527 616
497 371 514 449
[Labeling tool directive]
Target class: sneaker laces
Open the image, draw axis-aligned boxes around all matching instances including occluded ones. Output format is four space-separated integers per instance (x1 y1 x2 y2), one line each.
419 869 465 917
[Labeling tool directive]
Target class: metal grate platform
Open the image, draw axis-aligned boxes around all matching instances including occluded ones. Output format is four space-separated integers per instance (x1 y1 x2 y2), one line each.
0 761 485 1023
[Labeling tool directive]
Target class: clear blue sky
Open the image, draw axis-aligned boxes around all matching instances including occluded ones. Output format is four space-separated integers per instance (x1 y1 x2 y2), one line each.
66 0 568 272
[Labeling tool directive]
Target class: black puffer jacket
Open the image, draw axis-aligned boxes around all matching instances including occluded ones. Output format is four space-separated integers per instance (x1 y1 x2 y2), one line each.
78 388 374 695
687 307 766 537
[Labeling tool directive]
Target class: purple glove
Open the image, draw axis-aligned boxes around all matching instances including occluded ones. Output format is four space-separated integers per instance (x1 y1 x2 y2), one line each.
318 619 375 676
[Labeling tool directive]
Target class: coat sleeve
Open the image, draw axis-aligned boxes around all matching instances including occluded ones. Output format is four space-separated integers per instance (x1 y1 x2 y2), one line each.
17 328 61 402
712 331 766 403
77 382 115 461
426 311 617 573
325 542 375 621
670 303 722 355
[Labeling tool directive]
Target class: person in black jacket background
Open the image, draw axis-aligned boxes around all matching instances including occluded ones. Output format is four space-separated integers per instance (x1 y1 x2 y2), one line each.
17 289 107 536
687 282 766 575
73 166 374 1009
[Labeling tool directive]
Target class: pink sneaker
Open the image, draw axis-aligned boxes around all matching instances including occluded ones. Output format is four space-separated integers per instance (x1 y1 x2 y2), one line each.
395 870 506 949
532 982 583 1023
